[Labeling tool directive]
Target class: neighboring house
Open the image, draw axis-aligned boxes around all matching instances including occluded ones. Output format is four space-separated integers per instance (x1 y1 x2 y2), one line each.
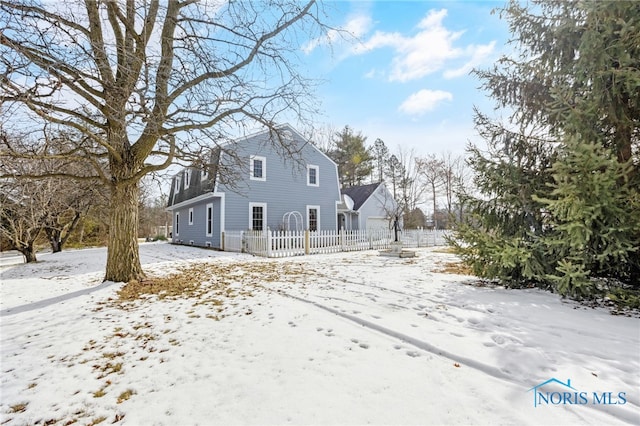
338 182 398 231
166 124 341 248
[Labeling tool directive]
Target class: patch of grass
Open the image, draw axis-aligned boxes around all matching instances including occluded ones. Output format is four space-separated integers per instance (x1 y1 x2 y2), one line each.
116 389 135 404
435 260 473 275
93 387 107 398
117 272 203 302
9 402 28 413
87 416 107 426
27 382 37 389
102 352 125 360
115 261 306 305
432 247 456 254
94 362 123 378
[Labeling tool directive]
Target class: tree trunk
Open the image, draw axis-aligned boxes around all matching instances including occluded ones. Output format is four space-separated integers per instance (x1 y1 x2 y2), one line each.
105 180 144 282
51 237 62 253
20 244 37 263
45 228 62 253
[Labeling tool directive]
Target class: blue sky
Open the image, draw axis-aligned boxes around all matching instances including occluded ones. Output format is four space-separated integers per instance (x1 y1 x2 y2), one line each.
302 0 511 157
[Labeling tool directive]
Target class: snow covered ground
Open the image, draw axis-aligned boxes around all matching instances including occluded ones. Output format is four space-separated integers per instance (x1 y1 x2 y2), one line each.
1 243 638 425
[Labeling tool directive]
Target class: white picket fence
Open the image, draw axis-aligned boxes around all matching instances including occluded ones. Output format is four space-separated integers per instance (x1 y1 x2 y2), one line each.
222 229 448 258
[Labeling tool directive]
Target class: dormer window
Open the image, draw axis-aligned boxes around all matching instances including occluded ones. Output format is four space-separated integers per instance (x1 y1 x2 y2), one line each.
250 155 266 181
184 170 192 189
307 164 319 187
174 175 181 192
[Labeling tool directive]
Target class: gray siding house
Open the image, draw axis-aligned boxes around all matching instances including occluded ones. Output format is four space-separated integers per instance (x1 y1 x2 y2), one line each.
166 125 341 248
338 182 398 231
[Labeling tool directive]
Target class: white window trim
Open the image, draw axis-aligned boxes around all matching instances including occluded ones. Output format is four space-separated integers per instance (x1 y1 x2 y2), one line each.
188 207 194 225
307 164 319 187
175 212 180 236
205 203 213 237
174 175 181 192
249 202 267 231
250 155 266 181
184 170 192 189
306 205 320 231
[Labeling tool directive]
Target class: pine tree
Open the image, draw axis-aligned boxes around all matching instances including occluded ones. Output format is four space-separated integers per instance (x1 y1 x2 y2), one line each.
328 126 374 188
452 115 555 285
373 138 389 183
536 138 639 297
453 0 640 294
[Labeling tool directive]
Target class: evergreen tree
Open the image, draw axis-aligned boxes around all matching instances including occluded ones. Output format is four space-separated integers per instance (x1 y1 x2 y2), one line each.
453 0 640 294
328 126 374 188
536 138 639 297
452 117 556 284
372 138 389 183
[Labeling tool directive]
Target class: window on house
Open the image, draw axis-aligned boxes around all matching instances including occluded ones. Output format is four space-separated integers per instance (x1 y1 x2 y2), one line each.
250 156 266 181
175 212 180 236
188 208 194 225
174 175 181 192
206 203 213 237
184 170 191 189
307 165 319 186
249 203 267 231
307 206 319 231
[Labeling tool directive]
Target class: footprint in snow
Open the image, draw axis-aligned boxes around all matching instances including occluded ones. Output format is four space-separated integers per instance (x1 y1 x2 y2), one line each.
288 321 297 328
406 350 420 358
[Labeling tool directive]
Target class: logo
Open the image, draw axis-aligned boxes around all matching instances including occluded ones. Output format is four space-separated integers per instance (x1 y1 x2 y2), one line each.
528 378 627 408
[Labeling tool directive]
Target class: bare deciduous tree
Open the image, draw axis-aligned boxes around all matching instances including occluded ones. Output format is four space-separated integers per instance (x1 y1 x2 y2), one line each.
0 130 106 258
1 0 332 281
416 154 444 229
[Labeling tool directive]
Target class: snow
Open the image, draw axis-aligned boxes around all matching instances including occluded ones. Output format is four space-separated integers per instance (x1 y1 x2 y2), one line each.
1 243 638 425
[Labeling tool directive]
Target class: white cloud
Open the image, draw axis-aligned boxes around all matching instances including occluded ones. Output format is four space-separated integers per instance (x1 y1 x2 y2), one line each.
398 89 452 115
347 8 495 82
443 41 496 79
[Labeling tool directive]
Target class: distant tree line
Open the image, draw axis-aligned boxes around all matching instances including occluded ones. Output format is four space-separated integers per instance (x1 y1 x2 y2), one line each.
314 125 469 230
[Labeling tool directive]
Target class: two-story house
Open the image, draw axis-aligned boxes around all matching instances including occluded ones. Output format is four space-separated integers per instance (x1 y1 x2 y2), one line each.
166 124 342 248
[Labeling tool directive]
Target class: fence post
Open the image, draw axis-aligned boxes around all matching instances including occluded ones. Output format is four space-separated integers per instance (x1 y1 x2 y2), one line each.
340 228 345 251
241 230 245 253
221 231 225 251
305 230 310 255
266 228 272 257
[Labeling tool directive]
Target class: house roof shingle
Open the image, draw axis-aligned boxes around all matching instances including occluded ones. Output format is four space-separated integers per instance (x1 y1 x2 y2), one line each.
341 182 382 211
